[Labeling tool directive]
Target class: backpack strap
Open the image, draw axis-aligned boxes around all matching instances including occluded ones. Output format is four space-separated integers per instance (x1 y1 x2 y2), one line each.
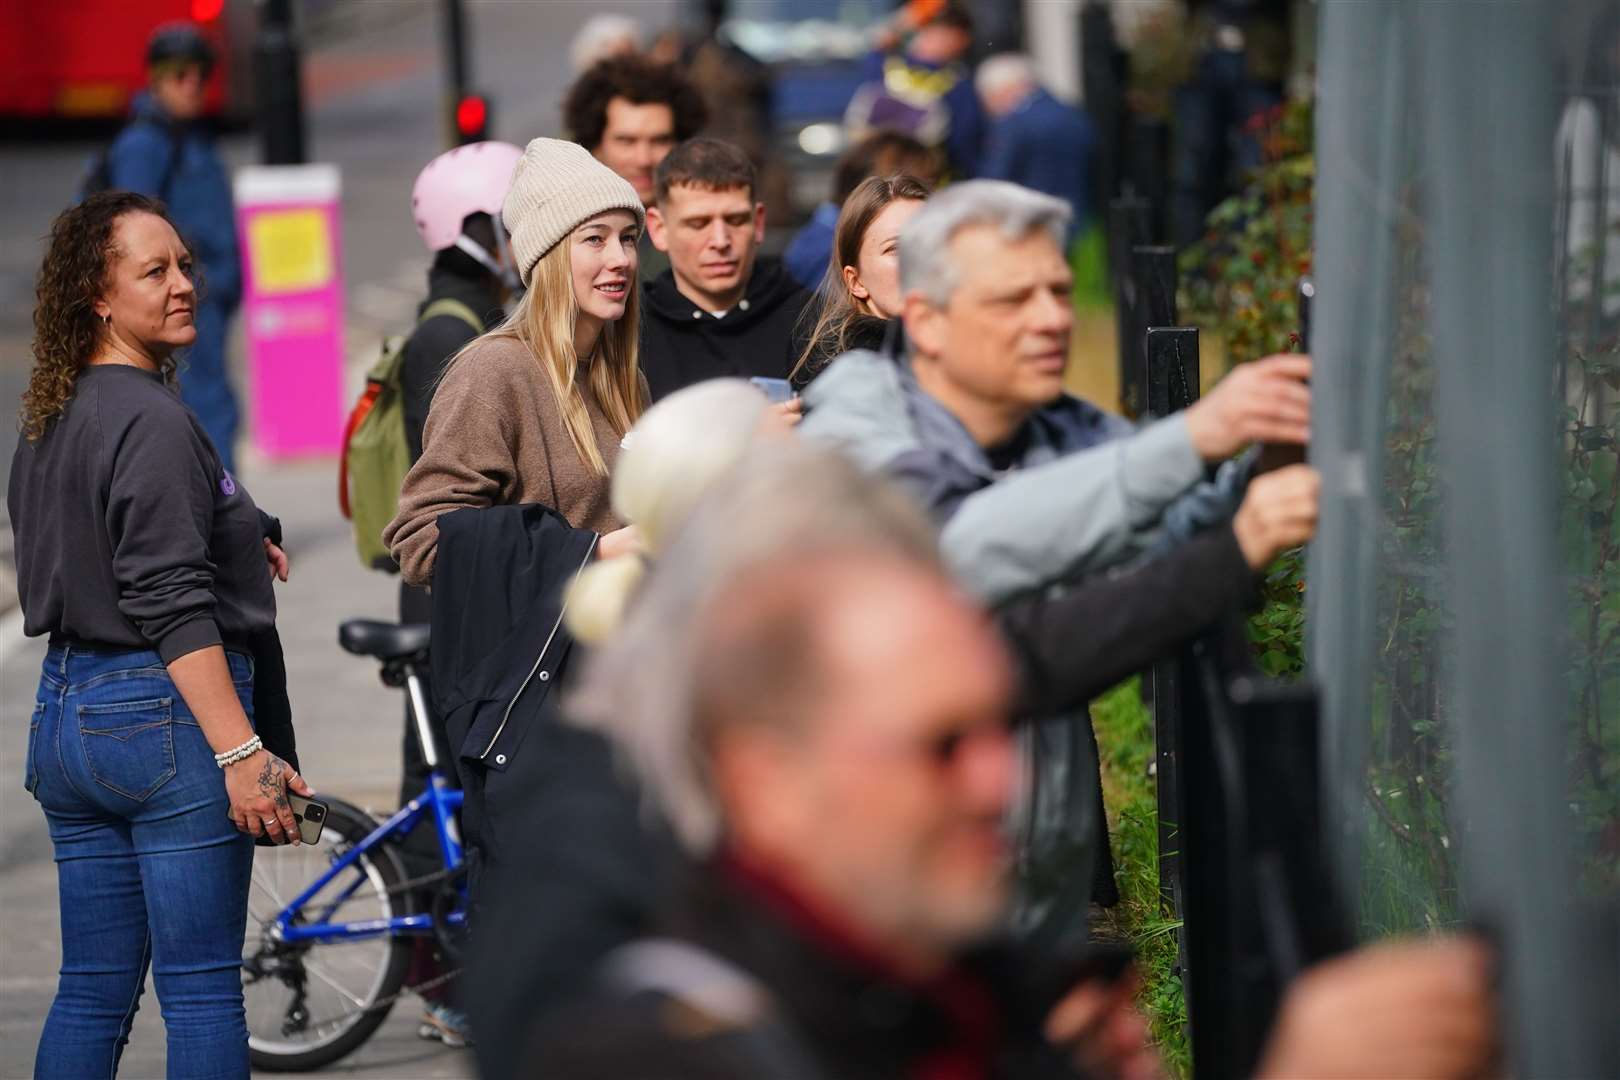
604 937 828 1080
338 300 483 521
417 297 485 335
337 377 387 521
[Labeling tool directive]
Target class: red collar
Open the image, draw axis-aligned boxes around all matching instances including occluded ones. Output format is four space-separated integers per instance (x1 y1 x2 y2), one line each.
719 849 1002 1080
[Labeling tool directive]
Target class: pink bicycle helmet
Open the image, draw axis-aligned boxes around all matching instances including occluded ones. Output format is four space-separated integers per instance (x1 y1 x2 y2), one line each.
410 141 524 253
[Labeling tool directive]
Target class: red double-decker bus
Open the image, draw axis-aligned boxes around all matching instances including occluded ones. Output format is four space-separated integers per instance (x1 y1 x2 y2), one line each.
0 0 256 122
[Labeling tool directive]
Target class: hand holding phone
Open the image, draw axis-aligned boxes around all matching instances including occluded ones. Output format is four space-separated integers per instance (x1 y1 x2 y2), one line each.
1258 277 1315 472
255 793 328 847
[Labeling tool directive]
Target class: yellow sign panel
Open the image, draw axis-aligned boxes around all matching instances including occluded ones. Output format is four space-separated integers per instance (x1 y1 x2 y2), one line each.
247 209 333 294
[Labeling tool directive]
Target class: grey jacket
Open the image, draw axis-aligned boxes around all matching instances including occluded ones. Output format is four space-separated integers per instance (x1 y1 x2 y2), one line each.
800 349 1251 603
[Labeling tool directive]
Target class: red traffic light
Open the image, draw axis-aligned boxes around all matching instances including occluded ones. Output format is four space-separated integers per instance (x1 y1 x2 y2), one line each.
455 94 489 142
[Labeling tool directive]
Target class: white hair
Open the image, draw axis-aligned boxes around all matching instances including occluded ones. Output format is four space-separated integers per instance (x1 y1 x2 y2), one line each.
566 378 770 645
569 14 642 74
974 53 1037 101
567 443 940 854
898 180 1072 306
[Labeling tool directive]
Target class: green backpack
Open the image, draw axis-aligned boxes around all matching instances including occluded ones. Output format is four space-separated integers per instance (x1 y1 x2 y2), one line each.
340 298 483 570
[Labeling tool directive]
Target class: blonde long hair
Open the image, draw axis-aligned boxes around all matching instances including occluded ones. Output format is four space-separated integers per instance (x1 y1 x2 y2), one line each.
480 230 645 475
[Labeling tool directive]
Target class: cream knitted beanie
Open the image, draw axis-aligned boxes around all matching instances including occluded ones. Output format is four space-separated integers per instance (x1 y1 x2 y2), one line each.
503 138 646 286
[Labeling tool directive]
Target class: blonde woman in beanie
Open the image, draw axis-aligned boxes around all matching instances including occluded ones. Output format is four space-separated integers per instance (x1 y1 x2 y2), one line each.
385 138 649 586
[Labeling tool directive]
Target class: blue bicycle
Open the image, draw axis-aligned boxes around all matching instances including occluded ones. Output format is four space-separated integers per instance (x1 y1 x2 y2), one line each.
242 620 466 1071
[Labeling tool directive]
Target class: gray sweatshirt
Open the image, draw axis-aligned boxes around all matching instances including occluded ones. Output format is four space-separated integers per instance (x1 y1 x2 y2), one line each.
8 365 276 662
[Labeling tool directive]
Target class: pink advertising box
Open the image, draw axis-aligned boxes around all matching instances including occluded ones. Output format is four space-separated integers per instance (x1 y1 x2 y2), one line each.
234 164 346 458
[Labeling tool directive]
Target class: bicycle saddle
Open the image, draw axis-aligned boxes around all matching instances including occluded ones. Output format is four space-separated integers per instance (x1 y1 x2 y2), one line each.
338 619 431 660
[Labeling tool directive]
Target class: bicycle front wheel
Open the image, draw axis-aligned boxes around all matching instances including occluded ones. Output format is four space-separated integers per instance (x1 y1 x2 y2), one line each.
243 796 414 1072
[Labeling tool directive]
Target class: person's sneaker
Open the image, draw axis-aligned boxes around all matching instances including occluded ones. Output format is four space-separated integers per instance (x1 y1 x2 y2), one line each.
418 1002 473 1048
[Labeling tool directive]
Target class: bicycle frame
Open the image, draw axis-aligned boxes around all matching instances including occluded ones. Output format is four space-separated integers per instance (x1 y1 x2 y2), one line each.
270 667 466 946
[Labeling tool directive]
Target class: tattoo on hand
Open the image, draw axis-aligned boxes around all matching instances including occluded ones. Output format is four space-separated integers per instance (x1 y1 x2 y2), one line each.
255 753 290 808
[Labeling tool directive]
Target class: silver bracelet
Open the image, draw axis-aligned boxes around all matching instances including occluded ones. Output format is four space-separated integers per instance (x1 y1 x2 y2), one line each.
215 735 262 768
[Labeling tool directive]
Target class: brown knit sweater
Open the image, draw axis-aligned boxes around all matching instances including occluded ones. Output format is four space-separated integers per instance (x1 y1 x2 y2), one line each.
384 334 631 586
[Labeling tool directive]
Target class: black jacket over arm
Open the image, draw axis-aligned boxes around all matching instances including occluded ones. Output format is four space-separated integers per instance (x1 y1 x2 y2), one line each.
433 502 686 1080
428 502 596 776
999 524 1257 715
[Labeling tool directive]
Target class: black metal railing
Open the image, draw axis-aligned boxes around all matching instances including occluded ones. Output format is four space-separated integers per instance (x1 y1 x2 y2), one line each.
1110 223 1353 1080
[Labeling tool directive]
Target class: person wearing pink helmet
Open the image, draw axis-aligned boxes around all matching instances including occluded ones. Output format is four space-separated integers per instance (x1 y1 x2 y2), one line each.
395 139 522 1049
402 140 523 462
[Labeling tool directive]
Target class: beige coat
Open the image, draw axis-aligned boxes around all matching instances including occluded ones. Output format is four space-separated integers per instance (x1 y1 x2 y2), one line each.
384 334 631 586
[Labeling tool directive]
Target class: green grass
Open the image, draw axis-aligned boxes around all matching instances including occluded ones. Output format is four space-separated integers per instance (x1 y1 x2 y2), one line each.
1090 679 1192 1078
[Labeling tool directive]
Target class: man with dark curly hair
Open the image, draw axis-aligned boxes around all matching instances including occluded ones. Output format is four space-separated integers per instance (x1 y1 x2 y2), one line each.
564 55 708 281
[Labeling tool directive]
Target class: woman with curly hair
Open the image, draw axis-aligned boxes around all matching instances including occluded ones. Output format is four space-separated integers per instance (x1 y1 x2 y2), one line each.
8 191 309 1079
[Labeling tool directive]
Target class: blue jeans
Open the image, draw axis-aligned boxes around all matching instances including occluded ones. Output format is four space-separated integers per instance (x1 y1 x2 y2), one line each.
26 645 255 1080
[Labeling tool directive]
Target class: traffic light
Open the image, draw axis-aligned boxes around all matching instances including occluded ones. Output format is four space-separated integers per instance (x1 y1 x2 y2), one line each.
454 92 490 144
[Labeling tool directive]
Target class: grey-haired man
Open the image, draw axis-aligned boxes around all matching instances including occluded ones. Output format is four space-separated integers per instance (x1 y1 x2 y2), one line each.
800 180 1319 918
801 179 1317 605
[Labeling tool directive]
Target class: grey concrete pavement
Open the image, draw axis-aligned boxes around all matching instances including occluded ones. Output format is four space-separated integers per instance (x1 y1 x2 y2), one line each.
0 1 674 1074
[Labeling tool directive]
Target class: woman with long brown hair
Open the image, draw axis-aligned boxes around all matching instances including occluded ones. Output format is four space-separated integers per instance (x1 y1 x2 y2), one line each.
9 191 308 1078
792 173 932 387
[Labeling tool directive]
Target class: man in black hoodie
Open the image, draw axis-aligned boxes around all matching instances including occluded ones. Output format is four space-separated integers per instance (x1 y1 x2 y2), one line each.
641 137 814 400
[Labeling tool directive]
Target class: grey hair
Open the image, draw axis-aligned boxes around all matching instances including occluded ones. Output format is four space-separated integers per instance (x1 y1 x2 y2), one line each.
566 442 940 854
569 13 642 74
898 180 1072 306
974 53 1037 100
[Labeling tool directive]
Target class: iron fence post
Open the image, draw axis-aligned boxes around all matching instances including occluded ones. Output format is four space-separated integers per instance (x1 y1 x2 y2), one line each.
255 0 306 165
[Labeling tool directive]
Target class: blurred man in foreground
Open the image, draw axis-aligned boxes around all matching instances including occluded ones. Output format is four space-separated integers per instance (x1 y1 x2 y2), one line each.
525 446 1497 1080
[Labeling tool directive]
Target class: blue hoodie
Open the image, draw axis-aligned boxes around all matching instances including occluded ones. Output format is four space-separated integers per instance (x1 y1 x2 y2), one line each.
107 92 241 309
